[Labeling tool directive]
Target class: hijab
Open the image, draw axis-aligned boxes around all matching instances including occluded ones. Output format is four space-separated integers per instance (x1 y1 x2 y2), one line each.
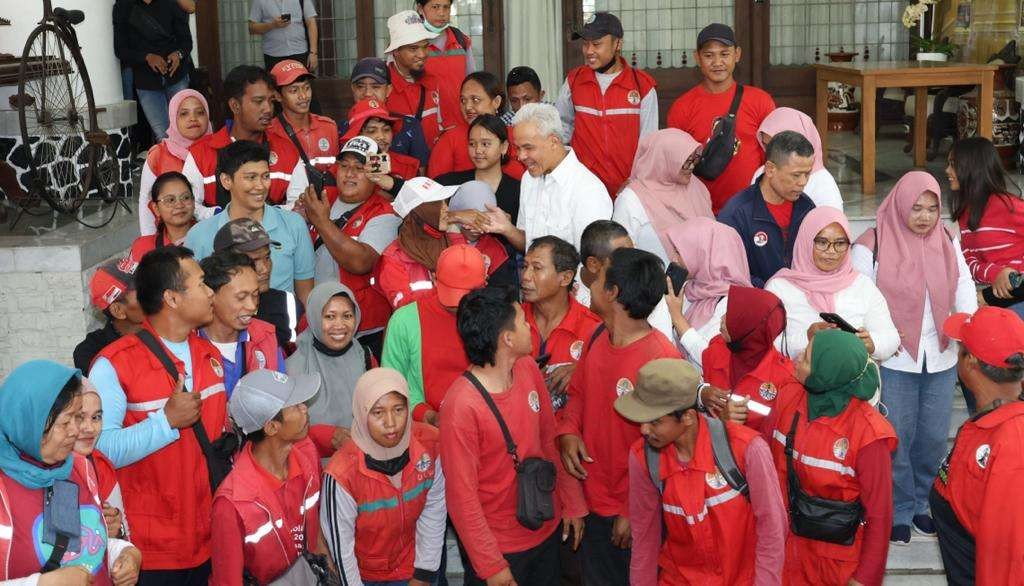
725 286 787 388
285 282 368 429
769 207 859 313
351 368 413 485
854 171 959 360
398 200 449 271
629 129 714 264
163 89 213 160
666 218 752 330
0 360 80 489
804 329 879 420
449 180 497 212
757 107 825 173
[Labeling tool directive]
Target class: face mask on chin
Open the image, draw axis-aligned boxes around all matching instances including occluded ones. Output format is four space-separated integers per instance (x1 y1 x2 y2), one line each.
422 18 449 35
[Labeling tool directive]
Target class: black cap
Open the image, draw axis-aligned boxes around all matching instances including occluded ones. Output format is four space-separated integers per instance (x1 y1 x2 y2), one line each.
571 12 623 41
697 23 736 49
351 57 390 85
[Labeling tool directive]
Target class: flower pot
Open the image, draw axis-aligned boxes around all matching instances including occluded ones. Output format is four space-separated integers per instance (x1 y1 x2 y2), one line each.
916 52 949 62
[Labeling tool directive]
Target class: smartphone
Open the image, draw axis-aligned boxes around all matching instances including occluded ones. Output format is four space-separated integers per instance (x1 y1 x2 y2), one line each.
367 153 391 175
1011 271 1023 288
819 312 858 334
281 12 292 21
666 262 688 296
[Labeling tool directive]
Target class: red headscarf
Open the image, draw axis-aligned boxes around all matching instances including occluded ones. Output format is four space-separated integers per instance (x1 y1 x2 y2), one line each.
666 218 751 330
724 285 787 388
756 107 825 173
769 207 859 313
854 171 958 359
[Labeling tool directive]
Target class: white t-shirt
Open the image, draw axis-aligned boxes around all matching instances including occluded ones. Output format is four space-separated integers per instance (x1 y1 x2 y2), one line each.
612 186 670 266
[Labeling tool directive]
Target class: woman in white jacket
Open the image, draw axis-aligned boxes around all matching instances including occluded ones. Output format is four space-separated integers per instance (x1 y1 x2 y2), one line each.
766 206 900 362
851 171 977 544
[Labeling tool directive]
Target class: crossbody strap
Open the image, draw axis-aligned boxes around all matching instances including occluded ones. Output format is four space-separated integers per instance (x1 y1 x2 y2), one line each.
783 411 802 499
276 113 316 171
704 414 749 498
416 85 428 120
644 441 662 494
463 370 520 469
727 84 744 118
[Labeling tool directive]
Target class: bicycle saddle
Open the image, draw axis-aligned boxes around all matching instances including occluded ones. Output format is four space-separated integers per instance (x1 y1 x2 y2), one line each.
53 7 86 25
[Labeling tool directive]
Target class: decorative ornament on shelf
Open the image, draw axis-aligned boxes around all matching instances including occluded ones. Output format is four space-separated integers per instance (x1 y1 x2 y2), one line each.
902 0 954 60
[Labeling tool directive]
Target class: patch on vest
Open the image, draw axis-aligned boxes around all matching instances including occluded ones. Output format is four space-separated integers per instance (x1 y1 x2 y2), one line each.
254 349 267 369
210 357 224 378
269 150 279 165
758 382 777 402
570 340 584 361
627 90 641 105
318 138 330 152
833 438 849 460
753 231 769 247
528 390 541 413
615 378 634 397
117 256 138 274
369 99 380 109
706 469 728 490
431 91 439 105
352 216 364 229
976 444 991 469
272 371 289 384
415 453 432 472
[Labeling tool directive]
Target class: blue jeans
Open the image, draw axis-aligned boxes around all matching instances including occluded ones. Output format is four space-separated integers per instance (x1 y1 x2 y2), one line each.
136 76 189 141
881 365 958 526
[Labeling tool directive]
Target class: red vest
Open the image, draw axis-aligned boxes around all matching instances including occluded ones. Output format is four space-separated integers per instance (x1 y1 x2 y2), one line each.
323 424 440 582
633 418 760 585
567 59 656 196
375 241 436 309
335 194 396 332
97 323 228 570
425 27 470 140
386 63 445 147
268 114 339 202
768 391 896 584
188 127 302 207
146 141 185 176
244 318 284 371
213 438 321 584
390 150 421 180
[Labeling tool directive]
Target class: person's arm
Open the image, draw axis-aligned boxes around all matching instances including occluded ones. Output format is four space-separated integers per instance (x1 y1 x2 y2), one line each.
975 452 1024 585
638 88 659 138
283 164 308 210
959 227 1001 284
176 0 196 14
302 189 382 275
138 159 158 236
628 449 661 586
180 154 220 221
554 79 575 143
294 279 313 308
112 3 146 65
860 279 901 360
952 238 980 313
412 458 447 581
208 497 246 586
381 308 427 421
849 242 876 280
303 0 319 71
744 437 787 586
248 2 284 35
851 440 893 586
555 353 586 438
90 358 180 468
679 299 727 369
320 474 364 585
537 369 586 519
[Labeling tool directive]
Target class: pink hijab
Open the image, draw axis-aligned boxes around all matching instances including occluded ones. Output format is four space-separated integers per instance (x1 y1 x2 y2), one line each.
666 218 752 329
163 89 213 160
854 171 958 359
770 207 858 313
757 107 825 173
628 129 714 264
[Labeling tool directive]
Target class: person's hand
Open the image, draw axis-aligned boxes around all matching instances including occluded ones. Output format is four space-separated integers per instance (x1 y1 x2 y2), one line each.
166 51 182 77
307 52 318 72
545 363 576 398
110 547 142 586
558 434 592 480
102 503 122 537
806 321 836 340
273 15 290 28
485 567 517 586
145 53 167 75
39 566 93 586
855 328 875 355
562 516 585 550
423 409 440 427
994 267 1018 299
300 185 331 227
700 384 730 419
331 426 351 450
409 580 430 586
664 276 689 333
611 515 632 549
724 395 749 425
481 204 514 237
163 377 201 429
366 172 395 192
847 580 864 586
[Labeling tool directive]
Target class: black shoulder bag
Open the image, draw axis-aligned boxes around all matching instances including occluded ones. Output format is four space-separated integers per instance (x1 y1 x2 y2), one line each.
464 371 556 530
645 414 748 498
276 113 336 194
136 330 238 492
694 84 744 181
784 412 863 545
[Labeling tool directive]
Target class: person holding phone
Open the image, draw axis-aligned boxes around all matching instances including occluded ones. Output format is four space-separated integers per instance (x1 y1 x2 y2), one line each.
340 98 423 197
248 0 319 73
851 171 977 545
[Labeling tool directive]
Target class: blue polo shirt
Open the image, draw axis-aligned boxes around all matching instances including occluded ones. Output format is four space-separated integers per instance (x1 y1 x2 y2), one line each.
185 204 315 293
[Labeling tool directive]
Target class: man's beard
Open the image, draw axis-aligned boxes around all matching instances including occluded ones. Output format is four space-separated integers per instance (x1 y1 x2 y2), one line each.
410 67 425 81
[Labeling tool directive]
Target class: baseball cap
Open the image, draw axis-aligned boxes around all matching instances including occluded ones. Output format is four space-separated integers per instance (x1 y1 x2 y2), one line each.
697 23 737 49
614 359 700 423
385 10 435 54
341 99 398 142
351 57 390 85
943 307 1024 368
571 12 624 41
270 59 314 88
213 218 281 253
435 244 488 307
339 135 380 164
229 370 322 435
392 176 459 218
90 257 138 311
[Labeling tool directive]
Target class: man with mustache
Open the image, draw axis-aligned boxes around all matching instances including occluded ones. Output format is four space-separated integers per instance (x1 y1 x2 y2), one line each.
383 11 449 147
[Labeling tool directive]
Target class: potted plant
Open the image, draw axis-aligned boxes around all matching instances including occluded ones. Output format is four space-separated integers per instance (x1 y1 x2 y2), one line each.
903 0 955 61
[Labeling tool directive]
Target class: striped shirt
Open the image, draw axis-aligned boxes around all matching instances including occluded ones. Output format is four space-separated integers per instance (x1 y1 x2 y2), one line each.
958 194 1024 283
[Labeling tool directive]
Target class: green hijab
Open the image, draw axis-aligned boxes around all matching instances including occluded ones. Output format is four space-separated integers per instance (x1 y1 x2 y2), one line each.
804 329 879 420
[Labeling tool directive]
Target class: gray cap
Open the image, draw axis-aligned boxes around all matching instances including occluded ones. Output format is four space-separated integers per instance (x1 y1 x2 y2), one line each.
229 369 322 435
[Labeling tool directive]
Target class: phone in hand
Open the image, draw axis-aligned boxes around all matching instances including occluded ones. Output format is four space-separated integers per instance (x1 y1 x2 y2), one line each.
819 312 858 334
367 153 391 175
1011 271 1023 289
666 262 688 296
281 12 292 21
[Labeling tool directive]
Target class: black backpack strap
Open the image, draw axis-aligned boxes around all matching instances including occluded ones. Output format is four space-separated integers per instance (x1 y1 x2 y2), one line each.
644 441 662 494
704 414 749 498
40 521 69 572
784 411 802 504
586 323 606 352
463 370 520 469
451 27 469 51
416 85 428 120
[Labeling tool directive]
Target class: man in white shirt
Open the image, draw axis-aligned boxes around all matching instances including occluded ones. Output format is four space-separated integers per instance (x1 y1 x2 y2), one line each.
483 103 612 252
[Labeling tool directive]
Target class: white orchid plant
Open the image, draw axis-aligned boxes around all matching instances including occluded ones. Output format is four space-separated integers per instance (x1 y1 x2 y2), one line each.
902 0 955 56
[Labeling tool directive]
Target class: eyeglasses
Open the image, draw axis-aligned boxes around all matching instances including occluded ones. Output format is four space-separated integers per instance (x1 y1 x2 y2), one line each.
812 237 850 253
156 193 195 206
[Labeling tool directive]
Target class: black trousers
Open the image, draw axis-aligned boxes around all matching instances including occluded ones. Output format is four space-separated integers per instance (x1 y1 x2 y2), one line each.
463 527 561 586
579 513 630 586
930 486 975 586
138 560 211 586
263 52 321 115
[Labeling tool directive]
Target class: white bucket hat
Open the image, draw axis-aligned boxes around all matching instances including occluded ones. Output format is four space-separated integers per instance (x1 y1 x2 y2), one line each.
385 11 435 54
392 177 459 218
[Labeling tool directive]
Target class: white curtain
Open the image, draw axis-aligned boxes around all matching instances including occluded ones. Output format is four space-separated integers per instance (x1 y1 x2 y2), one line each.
504 0 564 101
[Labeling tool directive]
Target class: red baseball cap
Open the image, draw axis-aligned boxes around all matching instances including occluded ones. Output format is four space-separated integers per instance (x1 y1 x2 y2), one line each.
90 257 138 311
341 98 398 142
943 307 1024 367
435 244 488 307
270 59 315 88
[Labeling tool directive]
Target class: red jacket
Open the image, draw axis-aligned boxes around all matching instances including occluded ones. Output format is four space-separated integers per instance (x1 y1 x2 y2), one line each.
932 401 1024 584
957 194 1024 283
567 59 656 196
268 113 339 201
632 419 761 585
97 322 228 570
331 193 396 333
427 123 525 180
243 318 284 372
425 27 471 141
323 424 441 582
375 241 436 309
386 63 445 147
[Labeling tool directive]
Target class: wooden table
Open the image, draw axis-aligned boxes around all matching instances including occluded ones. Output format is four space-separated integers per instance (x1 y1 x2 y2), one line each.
814 61 997 195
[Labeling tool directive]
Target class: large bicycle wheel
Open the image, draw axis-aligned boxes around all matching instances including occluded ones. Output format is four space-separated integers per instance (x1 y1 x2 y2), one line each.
16 23 99 214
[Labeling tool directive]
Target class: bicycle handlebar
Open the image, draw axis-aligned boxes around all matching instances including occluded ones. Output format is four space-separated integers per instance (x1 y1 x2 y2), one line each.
53 8 85 26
